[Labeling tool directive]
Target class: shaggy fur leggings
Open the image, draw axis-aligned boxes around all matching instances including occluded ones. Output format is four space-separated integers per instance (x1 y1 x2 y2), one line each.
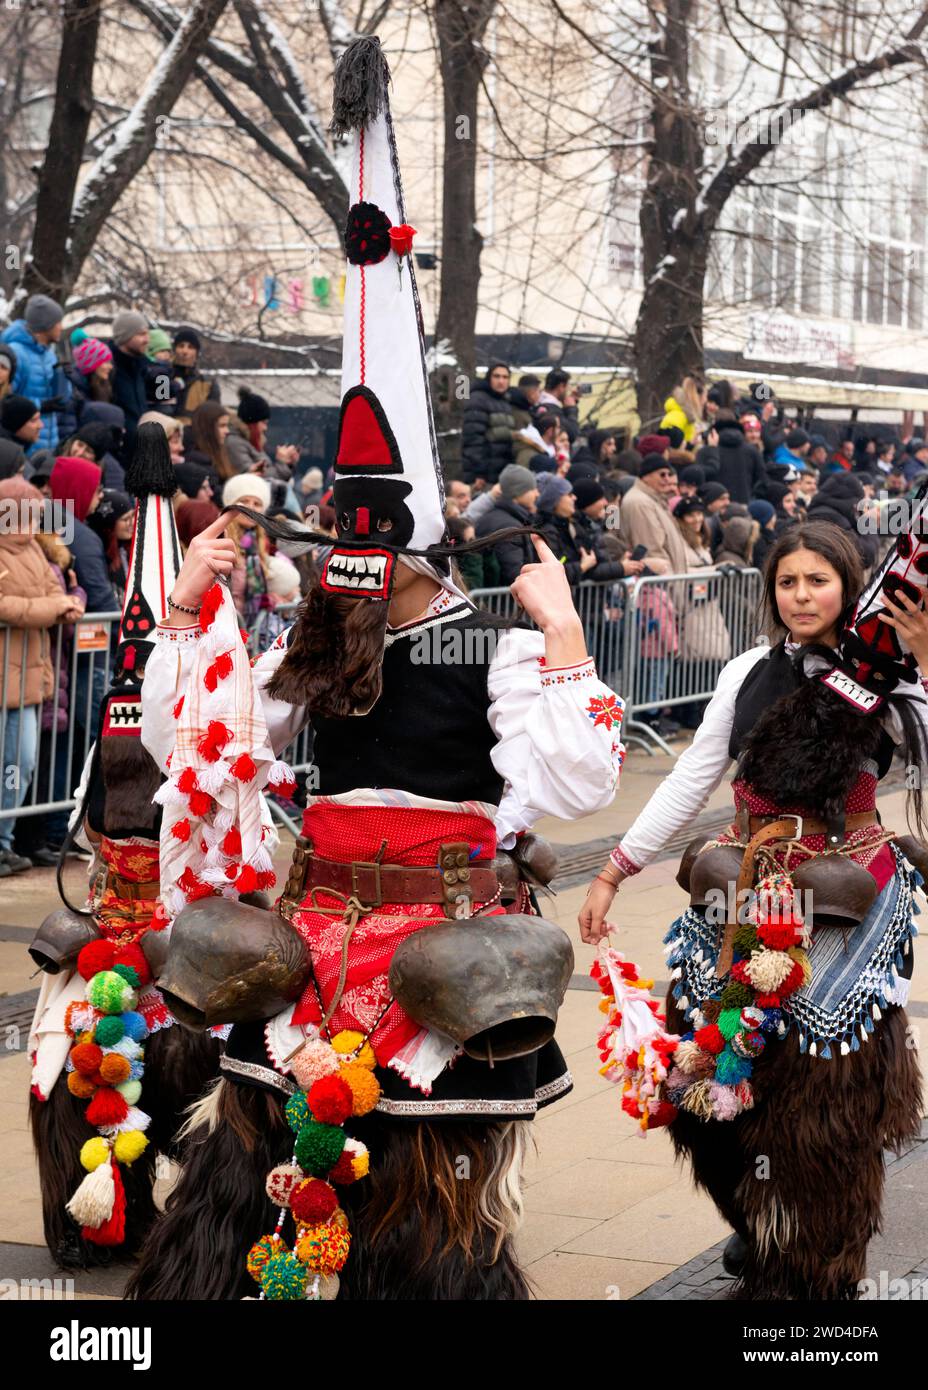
665 993 922 1299
126 1077 533 1301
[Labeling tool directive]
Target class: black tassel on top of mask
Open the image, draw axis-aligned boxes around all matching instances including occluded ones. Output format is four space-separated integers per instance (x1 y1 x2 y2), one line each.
735 646 886 823
124 422 177 499
330 35 391 138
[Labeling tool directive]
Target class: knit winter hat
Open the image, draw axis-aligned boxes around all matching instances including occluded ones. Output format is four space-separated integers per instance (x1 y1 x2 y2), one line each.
73 337 113 376
146 328 173 357
173 462 211 500
172 326 202 352
24 294 63 333
640 452 675 478
636 433 670 456
49 455 102 524
672 495 705 519
498 464 537 501
536 472 572 510
237 388 271 425
74 423 115 462
748 499 776 526
112 310 149 345
572 477 605 509
786 428 810 450
700 482 730 507
0 345 16 375
222 473 271 511
1 394 40 434
265 553 302 599
679 464 706 487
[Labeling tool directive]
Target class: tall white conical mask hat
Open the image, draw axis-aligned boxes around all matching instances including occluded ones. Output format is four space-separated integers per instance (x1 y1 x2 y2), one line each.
322 36 446 600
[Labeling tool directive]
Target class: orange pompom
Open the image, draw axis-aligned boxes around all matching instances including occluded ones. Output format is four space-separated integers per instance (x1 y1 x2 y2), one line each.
67 1071 97 1099
339 1063 381 1117
70 1042 103 1076
99 1052 131 1085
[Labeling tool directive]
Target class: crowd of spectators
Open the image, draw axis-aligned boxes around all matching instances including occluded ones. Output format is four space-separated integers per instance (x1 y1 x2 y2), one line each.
1 304 924 866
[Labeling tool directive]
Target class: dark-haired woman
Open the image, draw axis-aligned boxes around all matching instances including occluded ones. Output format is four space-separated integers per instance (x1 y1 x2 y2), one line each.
581 520 926 1300
183 400 233 485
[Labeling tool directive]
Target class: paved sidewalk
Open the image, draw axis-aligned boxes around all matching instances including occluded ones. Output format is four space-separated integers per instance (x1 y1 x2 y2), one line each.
1 741 927 1300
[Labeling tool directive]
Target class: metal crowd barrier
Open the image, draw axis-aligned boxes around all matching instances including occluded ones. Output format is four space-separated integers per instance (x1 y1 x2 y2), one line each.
0 610 120 828
0 570 766 843
470 567 765 754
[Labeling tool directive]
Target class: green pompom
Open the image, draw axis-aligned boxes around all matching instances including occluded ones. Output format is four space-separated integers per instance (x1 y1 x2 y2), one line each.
112 963 141 987
87 970 135 1015
718 1007 743 1041
260 1250 308 1301
294 1120 346 1177
94 1015 125 1047
733 923 759 954
285 1090 310 1133
720 982 753 1011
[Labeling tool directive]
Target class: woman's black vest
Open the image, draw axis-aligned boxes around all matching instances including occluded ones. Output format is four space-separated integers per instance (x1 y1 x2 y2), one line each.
309 604 507 803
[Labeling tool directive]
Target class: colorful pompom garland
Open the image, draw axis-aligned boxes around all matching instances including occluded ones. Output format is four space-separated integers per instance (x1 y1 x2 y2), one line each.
248 1029 380 1300
665 871 810 1121
592 947 680 1133
64 941 152 1244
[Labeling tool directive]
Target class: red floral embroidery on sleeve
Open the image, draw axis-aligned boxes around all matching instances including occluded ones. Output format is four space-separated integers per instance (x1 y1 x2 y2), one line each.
586 693 624 731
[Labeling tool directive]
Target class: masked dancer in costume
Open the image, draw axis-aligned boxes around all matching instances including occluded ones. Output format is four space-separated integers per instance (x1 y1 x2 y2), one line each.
27 425 225 1266
127 37 625 1302
582 516 928 1300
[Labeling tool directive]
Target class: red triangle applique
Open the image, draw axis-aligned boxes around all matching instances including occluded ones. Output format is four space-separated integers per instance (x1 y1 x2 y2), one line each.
335 385 402 474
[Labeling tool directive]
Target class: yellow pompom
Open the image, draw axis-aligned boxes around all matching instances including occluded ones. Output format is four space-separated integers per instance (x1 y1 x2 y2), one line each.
113 1129 149 1165
79 1137 111 1172
345 1139 370 1180
338 1062 381 1117
330 1029 376 1070
787 946 813 986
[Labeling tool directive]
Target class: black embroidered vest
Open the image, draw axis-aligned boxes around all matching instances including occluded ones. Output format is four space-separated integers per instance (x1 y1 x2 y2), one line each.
308 605 507 803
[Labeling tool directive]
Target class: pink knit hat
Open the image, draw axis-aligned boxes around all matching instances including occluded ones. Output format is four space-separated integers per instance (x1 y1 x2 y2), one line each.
73 337 113 376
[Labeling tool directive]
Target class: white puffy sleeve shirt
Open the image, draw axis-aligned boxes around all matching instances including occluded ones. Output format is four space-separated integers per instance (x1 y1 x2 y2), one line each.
141 619 625 846
612 644 770 875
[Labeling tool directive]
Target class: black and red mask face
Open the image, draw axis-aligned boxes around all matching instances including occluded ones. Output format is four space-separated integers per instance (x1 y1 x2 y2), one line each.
320 476 414 599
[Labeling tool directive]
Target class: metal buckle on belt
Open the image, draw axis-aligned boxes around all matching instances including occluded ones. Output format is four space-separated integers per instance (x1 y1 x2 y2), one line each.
779 814 803 841
351 860 383 908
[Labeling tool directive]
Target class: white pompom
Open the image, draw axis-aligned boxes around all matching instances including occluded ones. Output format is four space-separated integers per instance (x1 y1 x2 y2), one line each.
66 1161 115 1228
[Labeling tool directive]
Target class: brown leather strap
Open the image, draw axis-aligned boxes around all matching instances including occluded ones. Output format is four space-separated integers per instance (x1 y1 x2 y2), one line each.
716 818 807 979
739 809 878 839
303 850 498 909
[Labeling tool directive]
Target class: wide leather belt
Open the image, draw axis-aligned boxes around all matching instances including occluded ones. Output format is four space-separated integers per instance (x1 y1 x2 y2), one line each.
301 847 498 910
737 809 879 842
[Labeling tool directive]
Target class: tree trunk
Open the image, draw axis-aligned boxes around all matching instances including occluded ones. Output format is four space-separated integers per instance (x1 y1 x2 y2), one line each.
432 0 495 470
633 240 709 429
433 0 494 377
20 0 102 303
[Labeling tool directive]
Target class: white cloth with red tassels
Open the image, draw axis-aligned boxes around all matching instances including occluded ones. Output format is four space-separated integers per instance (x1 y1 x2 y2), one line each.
152 578 294 921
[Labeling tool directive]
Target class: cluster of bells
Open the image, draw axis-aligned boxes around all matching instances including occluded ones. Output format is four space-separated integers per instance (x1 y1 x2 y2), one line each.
664 874 813 1123
246 1029 383 1301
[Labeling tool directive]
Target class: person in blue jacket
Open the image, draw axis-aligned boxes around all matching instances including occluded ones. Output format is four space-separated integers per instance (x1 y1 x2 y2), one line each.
1 295 72 452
